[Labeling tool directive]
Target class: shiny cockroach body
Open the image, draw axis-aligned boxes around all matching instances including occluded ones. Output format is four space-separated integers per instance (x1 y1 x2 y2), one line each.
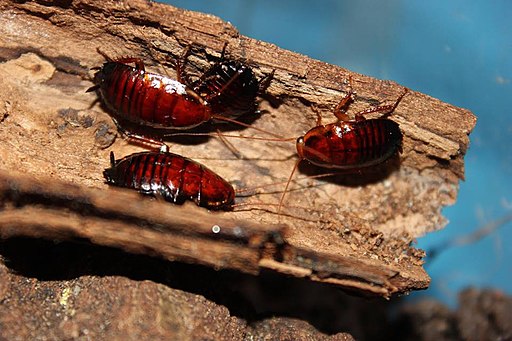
296 118 403 169
276 78 408 211
295 76 405 170
190 45 274 120
104 149 235 210
87 47 274 135
103 149 315 218
88 57 212 130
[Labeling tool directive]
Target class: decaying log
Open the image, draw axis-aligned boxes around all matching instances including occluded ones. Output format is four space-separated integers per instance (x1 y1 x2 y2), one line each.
0 169 414 297
0 0 476 302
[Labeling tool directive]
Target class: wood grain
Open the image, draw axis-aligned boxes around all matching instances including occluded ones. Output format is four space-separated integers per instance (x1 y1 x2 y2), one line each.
0 0 477 297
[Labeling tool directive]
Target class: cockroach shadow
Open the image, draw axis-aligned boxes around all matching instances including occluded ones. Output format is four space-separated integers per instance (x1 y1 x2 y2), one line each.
296 151 402 188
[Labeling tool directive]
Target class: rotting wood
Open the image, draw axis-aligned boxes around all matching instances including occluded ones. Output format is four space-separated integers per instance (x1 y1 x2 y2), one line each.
0 169 287 271
0 0 476 297
0 169 428 296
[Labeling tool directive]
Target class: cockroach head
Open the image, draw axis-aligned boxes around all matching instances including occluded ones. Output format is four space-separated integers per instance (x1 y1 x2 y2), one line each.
102 151 118 184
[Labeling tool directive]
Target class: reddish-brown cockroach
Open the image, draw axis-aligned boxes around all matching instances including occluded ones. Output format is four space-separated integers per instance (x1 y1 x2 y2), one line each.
87 47 275 137
295 98 404 170
88 56 211 130
104 148 235 210
296 118 402 168
103 148 321 221
278 78 407 210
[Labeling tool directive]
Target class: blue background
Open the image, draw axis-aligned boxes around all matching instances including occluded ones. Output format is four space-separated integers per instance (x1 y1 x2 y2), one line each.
163 0 512 307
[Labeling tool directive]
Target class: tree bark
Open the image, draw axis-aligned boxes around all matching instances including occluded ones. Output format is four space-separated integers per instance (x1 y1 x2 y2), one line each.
0 0 475 301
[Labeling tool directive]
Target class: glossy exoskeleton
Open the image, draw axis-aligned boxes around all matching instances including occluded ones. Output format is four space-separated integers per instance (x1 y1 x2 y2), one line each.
89 56 211 130
190 45 273 120
88 46 273 132
296 118 403 169
276 78 408 211
104 149 235 210
297 81 406 170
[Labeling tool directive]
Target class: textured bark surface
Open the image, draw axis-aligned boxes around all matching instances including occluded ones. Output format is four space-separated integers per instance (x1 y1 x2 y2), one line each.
0 0 476 339
0 254 357 340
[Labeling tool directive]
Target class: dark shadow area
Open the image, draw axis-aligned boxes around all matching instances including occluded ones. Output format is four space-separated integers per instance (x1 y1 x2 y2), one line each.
92 110 268 145
2 237 512 340
0 237 396 339
0 46 87 76
296 152 402 188
91 96 282 151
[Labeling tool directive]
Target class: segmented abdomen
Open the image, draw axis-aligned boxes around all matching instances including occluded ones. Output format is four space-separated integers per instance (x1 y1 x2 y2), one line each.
96 62 211 129
299 119 402 169
191 60 260 119
103 151 235 210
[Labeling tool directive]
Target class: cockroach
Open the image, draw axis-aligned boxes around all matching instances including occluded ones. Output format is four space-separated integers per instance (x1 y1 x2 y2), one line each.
190 44 274 120
278 77 407 210
295 101 404 170
88 56 212 130
87 47 275 137
103 147 322 220
296 118 402 169
104 148 235 210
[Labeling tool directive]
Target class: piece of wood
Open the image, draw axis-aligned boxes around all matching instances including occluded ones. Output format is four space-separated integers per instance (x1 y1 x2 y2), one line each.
0 169 427 296
0 170 286 273
0 0 476 298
